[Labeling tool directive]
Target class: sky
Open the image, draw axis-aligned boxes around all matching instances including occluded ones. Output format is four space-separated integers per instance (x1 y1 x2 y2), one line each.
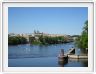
8 7 88 35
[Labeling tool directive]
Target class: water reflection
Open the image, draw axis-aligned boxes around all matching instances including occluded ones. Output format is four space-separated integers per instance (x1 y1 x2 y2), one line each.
64 58 88 67
8 42 88 67
58 60 68 67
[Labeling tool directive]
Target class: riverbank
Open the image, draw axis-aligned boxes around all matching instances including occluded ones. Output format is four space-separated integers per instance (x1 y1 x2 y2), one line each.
8 34 74 45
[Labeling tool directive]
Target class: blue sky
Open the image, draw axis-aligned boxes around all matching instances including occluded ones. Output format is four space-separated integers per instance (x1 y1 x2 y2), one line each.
8 7 88 35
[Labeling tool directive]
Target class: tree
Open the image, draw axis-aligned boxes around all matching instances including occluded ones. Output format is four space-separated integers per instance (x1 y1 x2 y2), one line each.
75 20 88 51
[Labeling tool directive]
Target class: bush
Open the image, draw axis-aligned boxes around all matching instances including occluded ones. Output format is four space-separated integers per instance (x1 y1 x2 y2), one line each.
8 36 27 45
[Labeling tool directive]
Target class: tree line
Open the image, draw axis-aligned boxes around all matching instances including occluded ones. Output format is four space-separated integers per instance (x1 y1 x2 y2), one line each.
8 35 70 45
8 36 28 45
29 35 67 45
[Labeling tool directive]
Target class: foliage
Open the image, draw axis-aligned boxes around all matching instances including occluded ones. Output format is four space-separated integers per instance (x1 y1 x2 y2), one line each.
8 35 67 45
31 40 42 45
8 36 27 45
37 35 65 45
28 35 67 45
75 20 88 50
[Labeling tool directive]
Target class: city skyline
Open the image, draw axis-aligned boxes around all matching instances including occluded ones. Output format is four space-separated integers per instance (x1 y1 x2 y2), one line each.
8 7 88 35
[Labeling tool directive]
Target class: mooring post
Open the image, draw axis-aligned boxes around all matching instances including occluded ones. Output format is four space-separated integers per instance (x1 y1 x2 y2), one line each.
60 49 64 56
58 49 68 66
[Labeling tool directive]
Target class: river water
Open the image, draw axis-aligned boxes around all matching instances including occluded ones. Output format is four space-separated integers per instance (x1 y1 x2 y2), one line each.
8 42 88 67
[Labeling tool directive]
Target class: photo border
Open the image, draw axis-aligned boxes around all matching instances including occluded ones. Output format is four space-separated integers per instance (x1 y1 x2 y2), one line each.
0 1 2 72
3 73 93 74
2 0 94 2
2 2 94 72
94 1 96 72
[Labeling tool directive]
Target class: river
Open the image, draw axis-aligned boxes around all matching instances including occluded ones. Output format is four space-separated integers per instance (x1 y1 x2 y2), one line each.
8 42 88 67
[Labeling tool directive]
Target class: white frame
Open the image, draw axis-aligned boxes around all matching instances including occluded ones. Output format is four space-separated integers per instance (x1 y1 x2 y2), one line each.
2 0 94 2
0 1 2 72
94 1 96 72
3 73 93 74
2 2 94 72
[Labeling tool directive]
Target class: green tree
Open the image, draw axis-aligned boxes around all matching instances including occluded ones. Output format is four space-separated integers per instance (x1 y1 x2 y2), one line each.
75 20 88 51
